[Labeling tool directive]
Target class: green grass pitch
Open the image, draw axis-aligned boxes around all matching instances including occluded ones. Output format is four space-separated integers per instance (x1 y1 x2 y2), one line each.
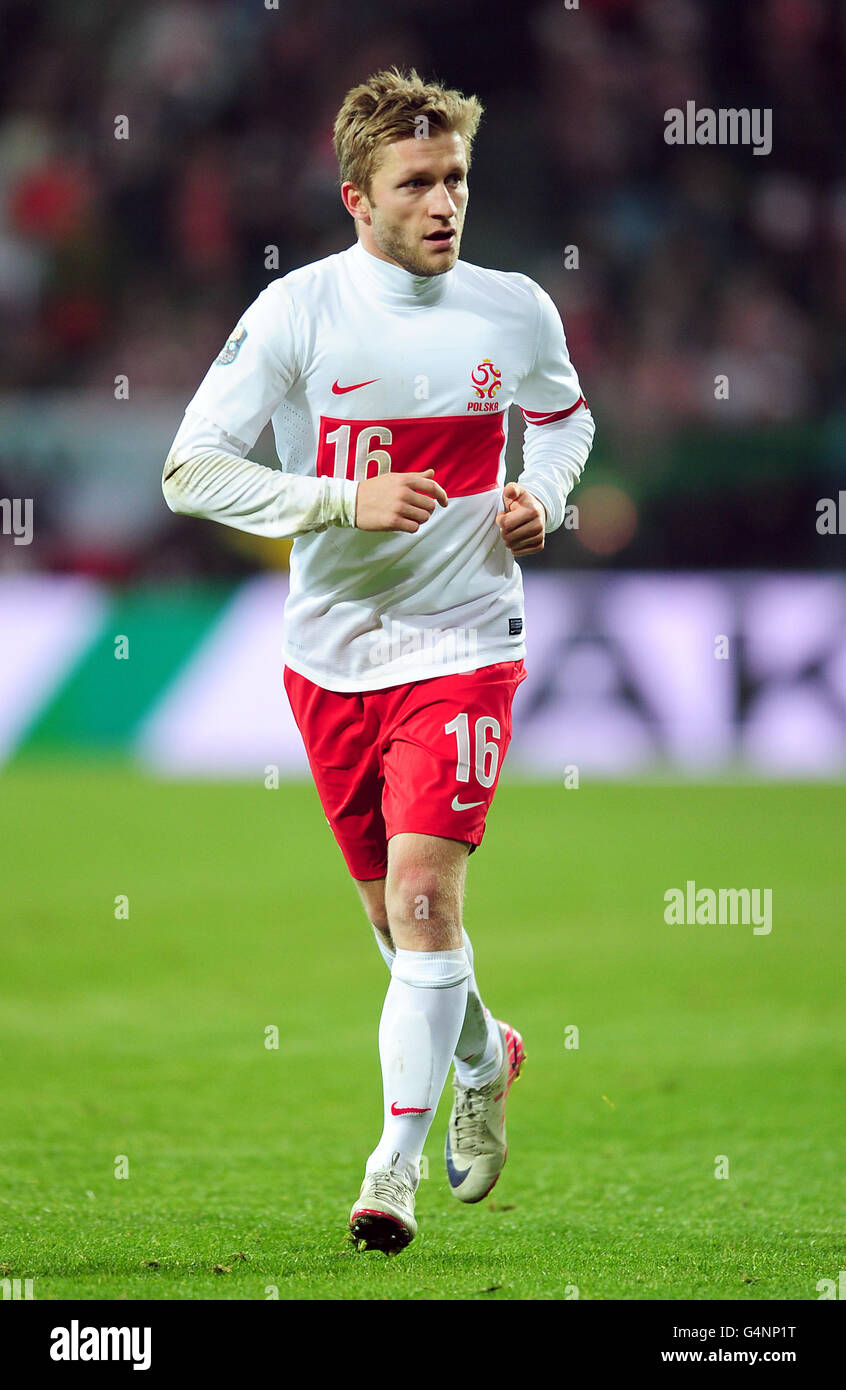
1 766 843 1301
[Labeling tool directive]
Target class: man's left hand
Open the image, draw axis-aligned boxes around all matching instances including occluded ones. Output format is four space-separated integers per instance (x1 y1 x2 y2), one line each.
496 482 546 555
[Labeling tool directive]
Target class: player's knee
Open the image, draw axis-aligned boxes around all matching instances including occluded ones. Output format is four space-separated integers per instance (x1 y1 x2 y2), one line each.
385 866 458 936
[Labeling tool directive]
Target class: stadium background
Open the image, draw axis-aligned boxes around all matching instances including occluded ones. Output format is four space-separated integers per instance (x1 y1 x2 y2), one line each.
1 0 845 773
1 0 845 1304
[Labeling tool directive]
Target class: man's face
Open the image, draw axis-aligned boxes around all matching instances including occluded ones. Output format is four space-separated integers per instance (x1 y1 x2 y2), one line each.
346 130 469 277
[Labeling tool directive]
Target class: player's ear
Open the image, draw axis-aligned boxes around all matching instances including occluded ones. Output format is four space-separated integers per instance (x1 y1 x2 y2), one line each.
341 181 371 223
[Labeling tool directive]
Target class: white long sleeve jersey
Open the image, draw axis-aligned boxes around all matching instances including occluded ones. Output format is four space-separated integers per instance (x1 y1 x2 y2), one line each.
164 239 595 691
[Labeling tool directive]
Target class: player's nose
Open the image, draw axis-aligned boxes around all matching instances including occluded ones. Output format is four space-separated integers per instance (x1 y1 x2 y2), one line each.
428 183 458 218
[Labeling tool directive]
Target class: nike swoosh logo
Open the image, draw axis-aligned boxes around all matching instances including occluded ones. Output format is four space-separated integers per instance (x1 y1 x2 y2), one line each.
331 378 380 394
445 1131 471 1188
451 796 485 812
390 1103 431 1116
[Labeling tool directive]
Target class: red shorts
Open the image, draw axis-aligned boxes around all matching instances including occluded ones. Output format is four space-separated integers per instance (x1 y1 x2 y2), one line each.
283 660 527 880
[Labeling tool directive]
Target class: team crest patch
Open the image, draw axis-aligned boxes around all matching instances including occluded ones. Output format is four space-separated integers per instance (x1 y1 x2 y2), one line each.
467 359 502 411
216 322 248 365
470 359 501 400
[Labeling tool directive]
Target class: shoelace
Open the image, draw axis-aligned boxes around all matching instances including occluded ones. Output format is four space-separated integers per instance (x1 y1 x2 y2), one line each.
366 1165 415 1204
452 1081 499 1154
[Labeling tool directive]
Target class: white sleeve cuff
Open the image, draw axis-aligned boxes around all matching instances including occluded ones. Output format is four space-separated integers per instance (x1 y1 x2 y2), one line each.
324 477 359 529
163 412 359 539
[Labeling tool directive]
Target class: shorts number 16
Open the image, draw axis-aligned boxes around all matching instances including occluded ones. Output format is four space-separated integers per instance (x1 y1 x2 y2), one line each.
445 713 501 788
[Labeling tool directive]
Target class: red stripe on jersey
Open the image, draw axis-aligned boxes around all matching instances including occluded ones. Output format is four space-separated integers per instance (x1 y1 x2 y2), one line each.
315 413 505 498
521 397 586 424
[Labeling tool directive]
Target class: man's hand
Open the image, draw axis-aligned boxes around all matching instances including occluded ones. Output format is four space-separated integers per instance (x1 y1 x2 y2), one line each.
496 482 546 555
354 468 448 533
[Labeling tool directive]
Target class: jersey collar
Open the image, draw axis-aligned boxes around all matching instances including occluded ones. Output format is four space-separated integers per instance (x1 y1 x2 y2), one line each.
349 239 454 308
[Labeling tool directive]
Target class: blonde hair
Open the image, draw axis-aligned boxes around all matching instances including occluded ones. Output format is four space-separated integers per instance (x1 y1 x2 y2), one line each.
333 67 484 196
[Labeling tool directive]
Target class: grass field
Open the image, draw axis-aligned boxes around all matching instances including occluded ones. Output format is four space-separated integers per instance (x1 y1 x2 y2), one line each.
1 766 843 1301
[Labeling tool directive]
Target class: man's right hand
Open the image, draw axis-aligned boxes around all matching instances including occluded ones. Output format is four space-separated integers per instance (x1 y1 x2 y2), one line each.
354 468 448 533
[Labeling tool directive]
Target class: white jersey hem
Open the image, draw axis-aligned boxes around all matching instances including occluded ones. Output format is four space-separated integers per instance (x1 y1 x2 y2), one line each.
282 643 527 693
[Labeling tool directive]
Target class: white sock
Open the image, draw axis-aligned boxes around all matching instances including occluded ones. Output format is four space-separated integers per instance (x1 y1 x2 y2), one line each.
453 929 504 1088
366 947 470 1181
369 924 503 1091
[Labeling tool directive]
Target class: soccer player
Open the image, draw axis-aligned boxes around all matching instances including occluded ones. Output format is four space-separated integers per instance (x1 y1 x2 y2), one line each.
162 68 594 1253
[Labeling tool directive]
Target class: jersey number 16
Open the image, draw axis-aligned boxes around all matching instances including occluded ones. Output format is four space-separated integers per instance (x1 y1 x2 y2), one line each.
323 424 393 481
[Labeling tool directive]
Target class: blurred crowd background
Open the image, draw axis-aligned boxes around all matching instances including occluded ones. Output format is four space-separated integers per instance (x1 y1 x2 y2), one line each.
1 0 844 577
